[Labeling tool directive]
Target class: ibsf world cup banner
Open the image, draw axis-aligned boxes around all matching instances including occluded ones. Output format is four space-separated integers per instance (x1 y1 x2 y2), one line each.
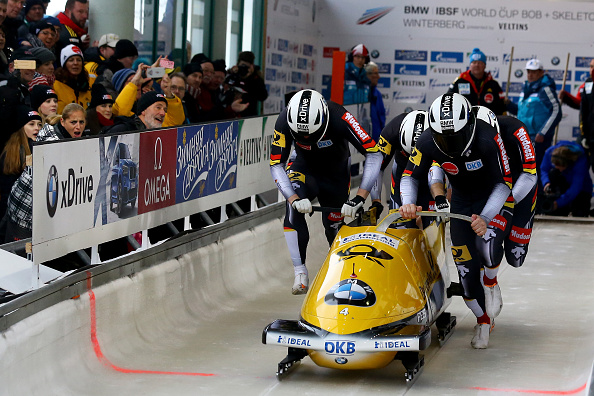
176 121 239 203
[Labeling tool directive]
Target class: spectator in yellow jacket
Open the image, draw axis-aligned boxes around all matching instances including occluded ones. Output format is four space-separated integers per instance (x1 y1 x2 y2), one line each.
53 44 93 113
113 61 184 127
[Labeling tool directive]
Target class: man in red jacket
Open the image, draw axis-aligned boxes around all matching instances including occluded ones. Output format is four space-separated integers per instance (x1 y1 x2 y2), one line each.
448 48 506 115
56 0 89 54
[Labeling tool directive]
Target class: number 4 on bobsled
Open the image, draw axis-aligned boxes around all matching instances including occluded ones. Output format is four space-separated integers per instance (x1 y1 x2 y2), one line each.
263 209 469 382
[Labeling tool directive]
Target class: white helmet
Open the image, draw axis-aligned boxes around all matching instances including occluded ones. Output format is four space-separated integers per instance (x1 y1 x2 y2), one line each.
428 93 476 157
400 110 429 155
472 105 500 133
286 89 329 145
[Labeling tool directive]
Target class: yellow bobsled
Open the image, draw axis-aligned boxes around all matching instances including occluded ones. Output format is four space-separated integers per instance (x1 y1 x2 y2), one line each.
263 210 466 382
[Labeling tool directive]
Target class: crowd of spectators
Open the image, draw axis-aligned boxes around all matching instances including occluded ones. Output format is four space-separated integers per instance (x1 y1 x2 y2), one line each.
345 42 591 217
0 0 269 243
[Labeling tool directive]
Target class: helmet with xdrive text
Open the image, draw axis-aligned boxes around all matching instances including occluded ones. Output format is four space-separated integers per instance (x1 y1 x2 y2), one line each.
400 110 429 155
286 89 329 145
428 93 476 158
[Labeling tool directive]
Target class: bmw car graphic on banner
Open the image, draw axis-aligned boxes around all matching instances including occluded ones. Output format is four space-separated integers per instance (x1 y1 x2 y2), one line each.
176 121 238 203
104 134 140 221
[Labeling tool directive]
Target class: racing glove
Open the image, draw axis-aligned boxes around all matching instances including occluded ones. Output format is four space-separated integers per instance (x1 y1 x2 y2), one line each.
435 195 450 213
341 195 365 218
370 200 384 218
291 198 312 214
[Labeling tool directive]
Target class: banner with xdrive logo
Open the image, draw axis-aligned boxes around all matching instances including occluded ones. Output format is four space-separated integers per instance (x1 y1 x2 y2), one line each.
37 139 101 239
32 116 276 264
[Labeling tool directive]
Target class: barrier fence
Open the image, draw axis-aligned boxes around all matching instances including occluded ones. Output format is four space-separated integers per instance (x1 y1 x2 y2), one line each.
18 103 368 290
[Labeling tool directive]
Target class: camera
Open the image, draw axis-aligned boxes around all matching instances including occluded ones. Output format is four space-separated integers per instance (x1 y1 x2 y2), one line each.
540 195 559 214
540 185 562 214
141 67 166 79
237 64 250 78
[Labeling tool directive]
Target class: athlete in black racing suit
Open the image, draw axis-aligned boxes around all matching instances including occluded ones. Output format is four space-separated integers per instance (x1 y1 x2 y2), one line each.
371 111 448 228
473 106 537 271
399 93 512 349
270 89 382 295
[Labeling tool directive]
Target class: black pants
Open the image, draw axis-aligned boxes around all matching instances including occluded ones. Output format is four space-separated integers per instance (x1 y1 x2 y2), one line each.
450 192 511 317
283 161 350 265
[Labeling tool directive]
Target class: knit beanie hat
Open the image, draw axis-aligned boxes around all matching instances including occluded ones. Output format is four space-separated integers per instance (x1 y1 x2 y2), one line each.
136 91 167 115
24 0 45 16
351 44 369 57
212 59 226 72
29 20 55 36
132 57 151 71
30 85 58 111
9 46 37 63
15 105 42 132
237 51 255 64
113 39 138 60
30 46 56 65
182 62 202 77
42 16 60 27
190 53 211 65
89 83 114 108
469 48 486 65
111 68 135 93
60 45 84 67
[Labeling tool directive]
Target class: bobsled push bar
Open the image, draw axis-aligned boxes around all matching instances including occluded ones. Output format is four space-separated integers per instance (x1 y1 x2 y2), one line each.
376 211 472 233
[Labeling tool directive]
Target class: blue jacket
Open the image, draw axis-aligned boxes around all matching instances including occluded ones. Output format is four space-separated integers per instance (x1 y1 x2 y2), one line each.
508 74 562 139
344 62 370 105
540 140 592 209
369 86 386 142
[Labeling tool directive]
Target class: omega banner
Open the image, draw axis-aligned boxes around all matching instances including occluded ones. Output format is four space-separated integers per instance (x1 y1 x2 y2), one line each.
32 116 277 264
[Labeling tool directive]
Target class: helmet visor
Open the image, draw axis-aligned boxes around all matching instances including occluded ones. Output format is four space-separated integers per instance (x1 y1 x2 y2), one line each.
432 120 475 157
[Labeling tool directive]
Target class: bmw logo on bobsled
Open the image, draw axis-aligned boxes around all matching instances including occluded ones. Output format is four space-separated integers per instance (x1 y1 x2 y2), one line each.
263 210 463 383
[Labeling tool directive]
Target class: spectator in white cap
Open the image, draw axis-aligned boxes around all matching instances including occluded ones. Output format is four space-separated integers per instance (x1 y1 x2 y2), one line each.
506 58 562 212
84 33 120 77
53 44 93 113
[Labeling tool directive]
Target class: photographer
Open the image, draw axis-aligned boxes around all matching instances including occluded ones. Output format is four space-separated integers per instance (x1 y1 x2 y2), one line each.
227 51 268 117
216 73 249 119
540 140 592 216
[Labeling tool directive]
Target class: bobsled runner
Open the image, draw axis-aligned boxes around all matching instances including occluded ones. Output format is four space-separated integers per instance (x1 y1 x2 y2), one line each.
262 209 469 382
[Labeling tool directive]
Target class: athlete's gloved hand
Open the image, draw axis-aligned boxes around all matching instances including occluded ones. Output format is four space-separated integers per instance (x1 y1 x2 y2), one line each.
581 136 590 150
291 198 312 214
435 195 450 213
341 195 365 218
370 200 384 218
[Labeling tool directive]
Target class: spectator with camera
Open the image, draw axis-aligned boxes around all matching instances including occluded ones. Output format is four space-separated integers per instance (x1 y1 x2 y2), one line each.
217 72 249 119
102 63 184 133
540 140 592 217
227 51 267 117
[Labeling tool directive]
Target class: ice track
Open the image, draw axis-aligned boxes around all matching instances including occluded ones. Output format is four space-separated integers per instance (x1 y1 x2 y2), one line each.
1 208 593 395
